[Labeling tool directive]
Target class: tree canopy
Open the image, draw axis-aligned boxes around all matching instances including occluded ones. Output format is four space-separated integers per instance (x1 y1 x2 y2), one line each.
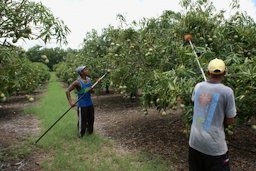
0 0 70 46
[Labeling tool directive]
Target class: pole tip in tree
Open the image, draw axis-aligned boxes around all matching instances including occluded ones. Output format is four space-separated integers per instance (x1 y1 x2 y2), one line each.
184 34 192 42
106 69 111 73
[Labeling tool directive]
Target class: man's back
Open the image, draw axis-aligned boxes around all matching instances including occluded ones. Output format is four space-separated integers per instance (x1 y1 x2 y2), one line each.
189 81 236 155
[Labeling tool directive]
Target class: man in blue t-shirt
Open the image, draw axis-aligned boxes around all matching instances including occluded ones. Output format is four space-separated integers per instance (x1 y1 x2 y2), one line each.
189 58 237 171
66 66 95 138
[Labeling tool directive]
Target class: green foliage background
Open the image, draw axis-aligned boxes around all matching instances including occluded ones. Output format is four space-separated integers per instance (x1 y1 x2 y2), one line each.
56 0 256 124
0 0 70 99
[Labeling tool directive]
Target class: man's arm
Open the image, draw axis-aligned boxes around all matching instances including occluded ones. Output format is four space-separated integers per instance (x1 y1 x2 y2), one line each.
224 117 236 135
225 89 237 126
66 80 79 107
225 117 235 126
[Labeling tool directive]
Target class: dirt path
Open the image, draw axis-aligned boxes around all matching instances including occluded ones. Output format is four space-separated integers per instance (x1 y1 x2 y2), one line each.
0 92 255 171
93 93 256 171
0 92 47 171
93 94 189 170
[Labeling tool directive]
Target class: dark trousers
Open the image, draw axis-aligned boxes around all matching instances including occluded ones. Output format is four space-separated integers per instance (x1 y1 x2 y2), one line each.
189 146 230 171
77 105 94 137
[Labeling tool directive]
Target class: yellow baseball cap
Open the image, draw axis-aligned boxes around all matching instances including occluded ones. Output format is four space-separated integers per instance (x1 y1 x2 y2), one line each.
207 58 226 75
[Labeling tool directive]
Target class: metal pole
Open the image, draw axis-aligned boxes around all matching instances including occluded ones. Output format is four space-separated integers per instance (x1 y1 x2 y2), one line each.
188 40 207 81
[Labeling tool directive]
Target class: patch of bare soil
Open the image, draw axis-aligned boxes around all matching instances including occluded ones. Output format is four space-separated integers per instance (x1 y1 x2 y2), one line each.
0 92 47 171
93 94 256 171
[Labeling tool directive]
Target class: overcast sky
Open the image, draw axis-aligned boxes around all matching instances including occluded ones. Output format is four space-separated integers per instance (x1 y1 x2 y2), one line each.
17 0 256 50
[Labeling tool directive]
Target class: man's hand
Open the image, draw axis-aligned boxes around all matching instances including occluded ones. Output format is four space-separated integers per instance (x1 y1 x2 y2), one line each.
225 117 235 126
84 87 92 92
69 100 76 107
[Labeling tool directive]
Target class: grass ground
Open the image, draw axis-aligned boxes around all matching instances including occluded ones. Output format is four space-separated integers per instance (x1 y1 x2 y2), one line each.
25 73 172 171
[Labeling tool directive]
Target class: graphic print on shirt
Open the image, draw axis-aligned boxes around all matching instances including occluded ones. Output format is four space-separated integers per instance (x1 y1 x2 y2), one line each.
194 91 220 132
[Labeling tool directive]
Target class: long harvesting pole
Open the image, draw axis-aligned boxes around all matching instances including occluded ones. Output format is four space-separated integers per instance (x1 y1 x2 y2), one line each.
188 40 207 81
184 34 207 81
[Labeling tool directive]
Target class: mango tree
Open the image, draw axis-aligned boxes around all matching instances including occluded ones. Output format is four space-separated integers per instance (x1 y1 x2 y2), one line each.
55 0 256 125
0 47 50 101
0 0 70 102
0 0 70 46
55 29 112 95
26 46 67 70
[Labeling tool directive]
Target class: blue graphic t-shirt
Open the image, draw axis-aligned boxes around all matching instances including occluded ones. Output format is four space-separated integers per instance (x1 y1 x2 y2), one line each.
77 77 93 107
189 81 236 156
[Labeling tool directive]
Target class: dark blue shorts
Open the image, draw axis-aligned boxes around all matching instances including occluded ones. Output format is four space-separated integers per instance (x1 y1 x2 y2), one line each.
189 146 230 171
